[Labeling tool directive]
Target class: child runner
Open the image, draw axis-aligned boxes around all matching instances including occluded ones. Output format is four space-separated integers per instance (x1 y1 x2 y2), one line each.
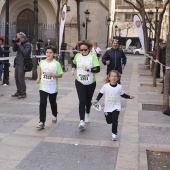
95 70 134 140
36 45 63 129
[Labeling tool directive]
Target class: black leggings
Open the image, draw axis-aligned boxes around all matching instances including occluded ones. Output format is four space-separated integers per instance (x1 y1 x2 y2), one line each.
39 90 58 123
75 80 96 121
105 110 120 134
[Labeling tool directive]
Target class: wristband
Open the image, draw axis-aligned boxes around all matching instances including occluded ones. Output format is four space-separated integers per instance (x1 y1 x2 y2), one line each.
86 69 89 72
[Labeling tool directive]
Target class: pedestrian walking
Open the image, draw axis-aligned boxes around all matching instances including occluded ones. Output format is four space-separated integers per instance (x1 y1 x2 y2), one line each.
102 39 127 84
36 45 63 129
12 32 31 99
0 37 4 81
94 70 134 141
71 40 100 129
91 42 102 60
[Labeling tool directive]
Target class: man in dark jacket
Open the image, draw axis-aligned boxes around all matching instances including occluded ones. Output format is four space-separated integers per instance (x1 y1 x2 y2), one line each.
102 39 127 83
12 32 31 99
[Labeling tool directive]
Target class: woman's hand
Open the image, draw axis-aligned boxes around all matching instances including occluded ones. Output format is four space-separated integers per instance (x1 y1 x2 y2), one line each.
130 96 135 99
46 72 53 77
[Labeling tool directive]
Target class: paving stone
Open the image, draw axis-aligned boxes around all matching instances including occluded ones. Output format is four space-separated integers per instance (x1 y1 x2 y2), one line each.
16 142 118 170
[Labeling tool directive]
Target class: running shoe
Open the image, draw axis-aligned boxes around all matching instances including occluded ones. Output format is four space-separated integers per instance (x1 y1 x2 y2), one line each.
85 113 90 123
52 116 57 123
111 133 117 141
36 122 45 129
79 120 85 130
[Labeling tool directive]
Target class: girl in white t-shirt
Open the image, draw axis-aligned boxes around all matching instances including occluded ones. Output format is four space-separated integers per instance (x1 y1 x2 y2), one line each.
36 45 63 129
95 70 134 141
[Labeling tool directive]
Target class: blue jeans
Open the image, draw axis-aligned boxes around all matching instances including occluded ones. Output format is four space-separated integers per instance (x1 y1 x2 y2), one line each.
0 63 3 77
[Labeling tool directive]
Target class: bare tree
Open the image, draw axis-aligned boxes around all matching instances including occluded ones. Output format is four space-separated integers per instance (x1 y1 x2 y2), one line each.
162 3 170 112
123 0 149 68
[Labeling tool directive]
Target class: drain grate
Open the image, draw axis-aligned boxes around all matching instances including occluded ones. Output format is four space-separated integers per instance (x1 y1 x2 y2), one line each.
147 150 170 170
142 104 162 111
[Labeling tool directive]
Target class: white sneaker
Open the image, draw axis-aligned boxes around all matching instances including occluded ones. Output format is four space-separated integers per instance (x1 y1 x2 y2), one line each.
111 133 117 141
36 122 45 129
79 120 85 130
85 113 90 123
52 116 57 123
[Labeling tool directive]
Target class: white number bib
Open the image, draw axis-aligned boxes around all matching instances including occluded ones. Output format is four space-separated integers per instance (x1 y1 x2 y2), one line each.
42 72 54 82
78 73 90 83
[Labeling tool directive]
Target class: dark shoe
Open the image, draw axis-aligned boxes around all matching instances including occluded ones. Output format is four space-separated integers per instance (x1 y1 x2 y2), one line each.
156 76 160 78
12 92 20 97
159 80 163 83
18 94 26 99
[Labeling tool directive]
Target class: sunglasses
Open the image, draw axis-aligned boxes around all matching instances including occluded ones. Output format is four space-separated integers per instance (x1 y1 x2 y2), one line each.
113 39 119 42
80 49 88 52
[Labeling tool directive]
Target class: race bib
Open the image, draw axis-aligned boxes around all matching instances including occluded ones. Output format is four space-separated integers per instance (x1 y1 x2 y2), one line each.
78 74 90 83
42 72 54 82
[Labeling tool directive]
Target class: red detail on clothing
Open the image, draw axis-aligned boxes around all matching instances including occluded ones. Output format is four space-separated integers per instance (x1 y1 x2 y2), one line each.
152 51 156 60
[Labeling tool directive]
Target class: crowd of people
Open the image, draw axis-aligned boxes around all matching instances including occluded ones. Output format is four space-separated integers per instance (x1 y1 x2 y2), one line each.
0 32 135 141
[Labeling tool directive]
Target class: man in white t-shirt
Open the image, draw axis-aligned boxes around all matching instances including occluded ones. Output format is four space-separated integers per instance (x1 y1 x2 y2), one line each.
91 42 102 59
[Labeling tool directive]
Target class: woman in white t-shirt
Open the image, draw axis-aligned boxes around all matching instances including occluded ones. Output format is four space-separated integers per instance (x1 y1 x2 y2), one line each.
91 42 102 59
36 45 63 129
95 70 134 141
71 40 100 130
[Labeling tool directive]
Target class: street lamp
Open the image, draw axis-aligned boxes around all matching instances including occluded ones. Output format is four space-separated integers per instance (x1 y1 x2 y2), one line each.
3 0 10 85
115 25 118 38
118 28 121 42
106 17 111 47
148 10 154 52
85 9 90 39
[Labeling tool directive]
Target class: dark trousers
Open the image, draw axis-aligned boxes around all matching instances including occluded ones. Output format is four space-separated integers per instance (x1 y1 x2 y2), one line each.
39 90 58 123
15 65 26 94
105 110 120 134
75 80 96 121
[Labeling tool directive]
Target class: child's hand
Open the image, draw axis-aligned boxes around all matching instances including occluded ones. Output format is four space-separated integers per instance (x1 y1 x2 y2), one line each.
46 72 53 77
106 60 110 65
71 70 75 75
130 96 135 99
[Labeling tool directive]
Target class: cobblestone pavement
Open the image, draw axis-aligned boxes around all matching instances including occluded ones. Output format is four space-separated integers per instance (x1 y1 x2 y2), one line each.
0 54 170 170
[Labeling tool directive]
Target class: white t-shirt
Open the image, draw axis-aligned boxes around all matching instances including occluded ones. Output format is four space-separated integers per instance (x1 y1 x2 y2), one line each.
91 47 101 56
100 83 124 112
73 52 99 85
39 59 63 94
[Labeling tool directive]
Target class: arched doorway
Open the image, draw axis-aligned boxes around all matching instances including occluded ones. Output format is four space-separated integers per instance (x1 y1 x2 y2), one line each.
17 9 34 42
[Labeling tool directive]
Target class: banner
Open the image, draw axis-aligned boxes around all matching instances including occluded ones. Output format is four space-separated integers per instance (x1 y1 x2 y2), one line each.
133 15 145 54
125 39 132 50
59 4 67 54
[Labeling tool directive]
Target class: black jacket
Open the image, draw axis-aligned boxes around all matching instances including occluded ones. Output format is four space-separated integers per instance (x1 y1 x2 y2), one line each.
102 48 127 74
13 39 31 66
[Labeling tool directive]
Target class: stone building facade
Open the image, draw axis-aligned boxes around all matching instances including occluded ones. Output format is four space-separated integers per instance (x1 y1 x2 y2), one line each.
0 0 110 50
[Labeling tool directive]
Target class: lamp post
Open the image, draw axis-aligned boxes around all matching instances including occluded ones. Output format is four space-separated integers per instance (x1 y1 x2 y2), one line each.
148 10 154 52
85 9 90 39
106 17 111 47
118 28 121 41
3 0 10 85
32 0 39 80
115 25 118 38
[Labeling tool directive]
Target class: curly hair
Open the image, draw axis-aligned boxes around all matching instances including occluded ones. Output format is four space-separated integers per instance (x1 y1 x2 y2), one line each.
77 40 93 51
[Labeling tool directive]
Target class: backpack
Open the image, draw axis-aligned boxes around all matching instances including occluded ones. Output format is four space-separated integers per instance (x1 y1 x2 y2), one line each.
24 58 33 72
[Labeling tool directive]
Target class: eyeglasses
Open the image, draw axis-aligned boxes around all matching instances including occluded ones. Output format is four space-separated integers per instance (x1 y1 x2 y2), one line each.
110 76 118 78
80 49 88 52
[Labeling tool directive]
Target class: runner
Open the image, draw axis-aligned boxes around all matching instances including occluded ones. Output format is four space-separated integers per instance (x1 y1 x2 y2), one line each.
71 40 100 129
94 70 134 140
36 45 63 129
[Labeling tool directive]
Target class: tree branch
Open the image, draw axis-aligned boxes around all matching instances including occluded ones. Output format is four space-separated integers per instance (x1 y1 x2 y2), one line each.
123 0 141 12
